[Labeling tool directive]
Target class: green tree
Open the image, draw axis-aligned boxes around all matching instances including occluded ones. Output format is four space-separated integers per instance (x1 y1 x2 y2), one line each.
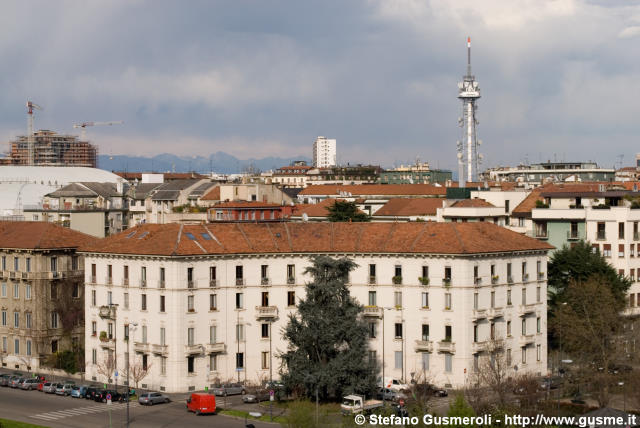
548 241 630 308
280 256 377 401
326 201 370 222
447 395 475 428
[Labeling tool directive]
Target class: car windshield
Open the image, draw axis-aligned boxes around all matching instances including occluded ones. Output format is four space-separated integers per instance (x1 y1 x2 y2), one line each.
343 399 356 406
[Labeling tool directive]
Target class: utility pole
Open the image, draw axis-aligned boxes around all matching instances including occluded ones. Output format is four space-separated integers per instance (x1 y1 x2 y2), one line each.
125 322 138 428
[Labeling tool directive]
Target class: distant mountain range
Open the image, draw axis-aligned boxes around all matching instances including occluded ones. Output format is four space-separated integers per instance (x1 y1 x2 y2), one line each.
97 152 312 174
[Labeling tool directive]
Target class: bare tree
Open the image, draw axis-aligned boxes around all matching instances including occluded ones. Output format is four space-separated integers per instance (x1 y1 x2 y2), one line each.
465 339 513 412
405 370 435 414
124 356 152 390
96 352 115 384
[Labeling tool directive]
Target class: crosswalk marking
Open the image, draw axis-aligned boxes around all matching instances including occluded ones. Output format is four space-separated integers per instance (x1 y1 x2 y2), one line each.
30 402 131 421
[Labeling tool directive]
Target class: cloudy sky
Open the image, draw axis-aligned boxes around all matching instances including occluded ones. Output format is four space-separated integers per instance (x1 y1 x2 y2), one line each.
2 0 640 171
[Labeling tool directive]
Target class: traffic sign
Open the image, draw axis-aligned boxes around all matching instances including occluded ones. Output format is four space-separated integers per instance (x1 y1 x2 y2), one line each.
114 371 118 378
106 393 112 400
269 390 274 396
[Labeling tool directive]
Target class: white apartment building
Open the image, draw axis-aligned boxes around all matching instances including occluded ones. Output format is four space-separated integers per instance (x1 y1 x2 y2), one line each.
81 222 551 393
313 136 337 168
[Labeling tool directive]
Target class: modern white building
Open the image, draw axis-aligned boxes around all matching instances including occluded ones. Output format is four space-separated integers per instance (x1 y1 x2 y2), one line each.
81 222 551 393
313 136 336 168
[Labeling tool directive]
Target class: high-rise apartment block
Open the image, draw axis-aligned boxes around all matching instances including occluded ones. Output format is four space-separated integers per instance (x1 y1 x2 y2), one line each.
313 136 336 168
1 130 98 168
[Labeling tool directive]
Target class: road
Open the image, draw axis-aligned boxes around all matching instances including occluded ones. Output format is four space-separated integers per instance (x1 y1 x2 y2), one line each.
0 386 277 428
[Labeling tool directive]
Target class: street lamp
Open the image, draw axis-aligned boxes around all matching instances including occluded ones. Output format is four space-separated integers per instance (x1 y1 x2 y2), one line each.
125 322 138 428
380 306 395 406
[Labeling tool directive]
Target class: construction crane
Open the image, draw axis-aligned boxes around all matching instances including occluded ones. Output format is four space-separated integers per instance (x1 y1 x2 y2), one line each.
73 121 123 141
26 100 43 166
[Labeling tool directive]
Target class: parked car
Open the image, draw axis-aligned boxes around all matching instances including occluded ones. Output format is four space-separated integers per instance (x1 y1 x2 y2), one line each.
43 382 59 394
84 387 99 400
20 379 39 390
377 387 408 402
242 390 270 403
433 388 448 397
71 386 89 398
186 393 216 415
540 376 562 390
212 383 245 396
55 383 74 396
138 392 171 405
10 378 26 388
0 374 11 386
95 390 123 403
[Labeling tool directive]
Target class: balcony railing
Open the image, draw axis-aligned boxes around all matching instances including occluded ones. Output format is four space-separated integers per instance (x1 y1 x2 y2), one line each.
236 278 245 286
100 340 115 350
537 272 545 280
255 306 278 319
184 344 203 355
105 276 113 285
21 272 28 280
519 304 537 316
507 276 514 284
437 341 456 353
414 340 433 352
567 230 579 240
472 341 488 353
392 276 402 285
474 277 481 286
287 277 296 285
133 342 150 353
597 231 606 240
159 280 165 289
187 280 195 289
90 275 97 284
209 279 218 287
151 344 168 356
491 276 499 285
522 273 529 282
123 278 129 287
443 278 451 287
205 343 226 354
368 276 377 285
488 307 504 319
140 279 147 288
363 306 383 318
261 278 270 285
519 335 536 347
635 231 639 241
98 305 116 319
472 309 487 321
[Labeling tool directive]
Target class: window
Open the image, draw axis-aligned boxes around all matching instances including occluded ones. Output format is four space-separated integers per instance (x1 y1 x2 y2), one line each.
394 323 403 339
261 352 269 370
14 339 19 355
261 292 269 307
394 291 402 308
261 323 269 338
236 324 244 341
490 322 496 340
50 283 57 300
369 350 377 365
506 348 512 366
473 324 478 342
160 295 166 312
209 294 217 310
51 312 58 329
161 327 166 346
421 292 429 308
421 324 430 341
597 222 606 240
507 263 512 282
421 265 429 281
473 292 478 310
141 294 147 311
444 266 451 280
13 257 19 271
394 264 402 278
368 322 376 339
1 283 5 297
187 295 194 312
522 261 527 280
445 325 452 342
536 344 541 361
26 313 31 329
394 351 403 370
123 265 129 284
368 291 377 306
287 264 295 282
444 293 452 310
91 290 96 306
491 291 495 308
50 257 58 272
236 353 244 369
187 356 195 374
235 265 243 281
51 340 58 353
287 291 295 306
13 284 19 299
618 244 625 257
535 221 547 238
159 267 165 288
71 256 78 271
187 327 195 346
142 325 147 343
72 283 79 299
14 311 19 328
445 354 452 372
92 349 97 365
1 310 5 326
107 264 112 282
107 291 112 305
1 256 5 270
261 265 268 281
1 336 5 352
187 267 194 287
368 264 376 282
603 244 612 257
208 355 216 372
521 318 527 335
507 321 511 336
235 293 243 309
619 222 625 239
521 348 527 364
473 266 479 283
507 289 512 305
92 321 97 336
124 292 129 309
522 288 526 305
141 266 147 287
209 266 216 286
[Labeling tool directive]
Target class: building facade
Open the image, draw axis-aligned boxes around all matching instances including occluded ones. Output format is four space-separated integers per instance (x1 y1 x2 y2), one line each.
82 222 550 393
1 130 98 168
0 222 92 371
313 136 336 168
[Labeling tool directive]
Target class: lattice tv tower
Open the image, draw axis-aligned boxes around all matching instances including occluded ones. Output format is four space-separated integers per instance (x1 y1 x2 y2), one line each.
456 37 483 186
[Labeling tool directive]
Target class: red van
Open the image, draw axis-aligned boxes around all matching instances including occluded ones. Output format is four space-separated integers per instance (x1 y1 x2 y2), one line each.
186 393 216 415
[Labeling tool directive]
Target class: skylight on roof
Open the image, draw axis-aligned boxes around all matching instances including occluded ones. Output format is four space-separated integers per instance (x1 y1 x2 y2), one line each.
138 232 149 239
126 231 136 238
200 233 212 240
185 232 196 240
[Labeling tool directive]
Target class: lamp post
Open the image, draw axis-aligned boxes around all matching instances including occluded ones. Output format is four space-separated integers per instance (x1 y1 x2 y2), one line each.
269 319 273 422
125 322 138 428
380 306 394 406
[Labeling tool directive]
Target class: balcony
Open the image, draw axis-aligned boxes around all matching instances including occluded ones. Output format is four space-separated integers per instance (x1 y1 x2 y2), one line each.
205 343 226 354
488 307 504 319
522 273 529 282
9 271 16 279
519 304 537 316
474 277 482 286
133 342 150 353
90 275 97 284
255 306 278 319
151 344 168 356
519 335 536 347
596 231 606 240
98 305 116 319
209 279 218 287
159 280 165 289
287 277 295 285
187 280 196 289
105 276 113 285
472 309 487 321
363 306 383 318
368 276 377 285
635 231 639 241
491 276 499 285
21 272 28 280
442 278 451 287
140 279 147 288
437 341 456 353
184 344 203 355
507 276 514 284
472 341 488 353
537 272 545 281
100 340 115 350
261 278 270 286
567 230 580 241
392 276 402 285
414 340 433 352
236 278 245 286
122 278 129 287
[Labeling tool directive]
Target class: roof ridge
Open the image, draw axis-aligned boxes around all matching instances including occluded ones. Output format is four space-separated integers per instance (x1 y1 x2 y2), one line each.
451 223 466 254
354 223 364 252
283 223 293 251
203 224 224 249
172 224 183 256
235 224 254 251
381 222 397 252
265 223 280 251
408 222 428 251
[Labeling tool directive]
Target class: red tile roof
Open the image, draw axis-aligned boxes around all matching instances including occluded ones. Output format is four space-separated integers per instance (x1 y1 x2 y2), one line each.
201 186 221 201
81 222 553 256
512 189 544 217
299 184 446 197
292 199 363 218
211 201 283 209
373 198 444 216
451 198 495 208
0 222 97 250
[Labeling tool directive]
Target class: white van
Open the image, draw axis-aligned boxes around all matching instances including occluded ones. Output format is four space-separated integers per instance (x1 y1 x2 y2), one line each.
379 378 409 392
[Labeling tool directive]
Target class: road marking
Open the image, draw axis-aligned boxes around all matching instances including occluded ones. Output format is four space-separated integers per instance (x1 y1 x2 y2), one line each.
30 402 130 421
